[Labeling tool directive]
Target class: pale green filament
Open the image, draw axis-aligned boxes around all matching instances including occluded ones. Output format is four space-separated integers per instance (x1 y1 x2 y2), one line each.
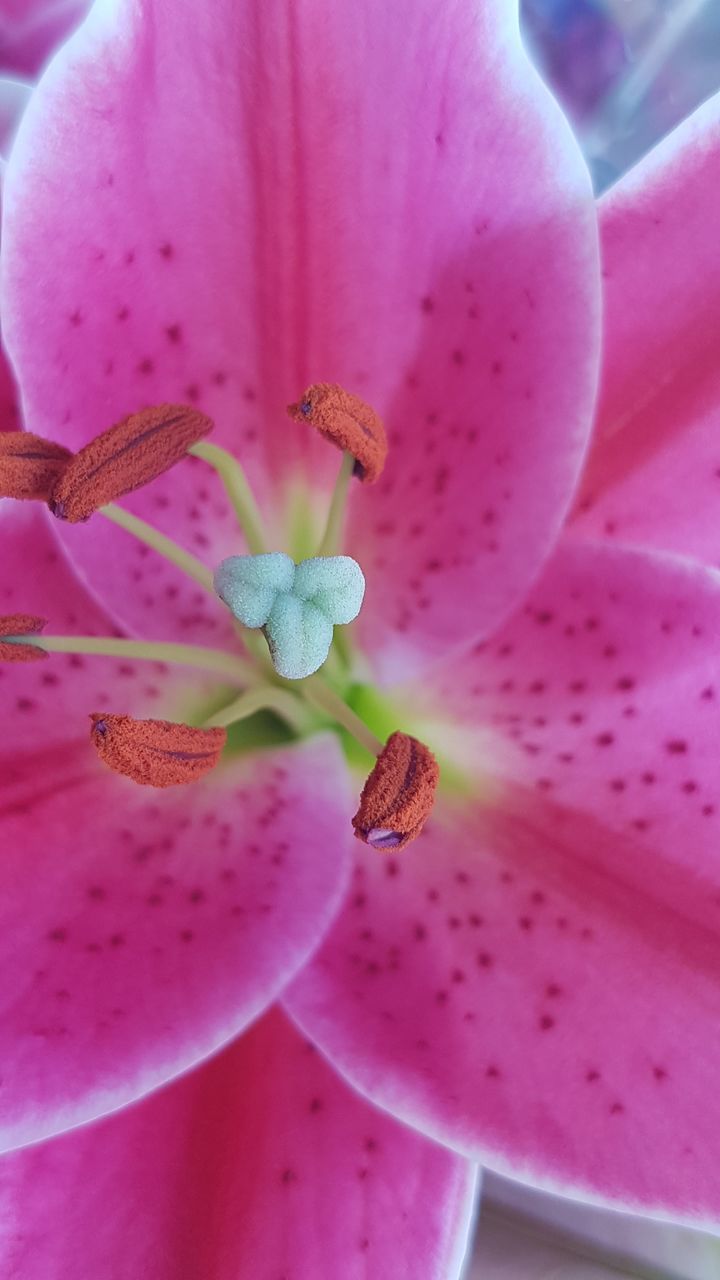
330 625 352 674
189 441 269 556
302 675 383 758
203 685 310 734
99 503 214 593
316 450 354 557
319 642 344 683
9 634 253 683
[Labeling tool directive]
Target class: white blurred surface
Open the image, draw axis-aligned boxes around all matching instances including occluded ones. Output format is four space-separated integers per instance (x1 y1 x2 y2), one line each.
471 1174 720 1279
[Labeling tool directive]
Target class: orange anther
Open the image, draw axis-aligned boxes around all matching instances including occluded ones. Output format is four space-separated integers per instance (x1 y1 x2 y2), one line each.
0 432 72 501
288 383 387 483
50 403 213 522
89 713 226 787
353 731 439 851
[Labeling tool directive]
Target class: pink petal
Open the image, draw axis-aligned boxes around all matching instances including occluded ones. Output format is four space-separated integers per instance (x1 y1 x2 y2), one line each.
0 1010 478 1280
1 0 599 672
0 734 352 1151
0 511 354 1148
287 540 720 1219
572 94 720 561
0 503 219 748
0 0 90 78
0 313 19 428
0 79 28 431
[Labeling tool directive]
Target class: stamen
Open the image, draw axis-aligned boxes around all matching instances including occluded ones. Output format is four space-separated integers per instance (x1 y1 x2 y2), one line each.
0 614 48 663
316 450 355 557
188 440 269 555
0 432 72 501
287 383 387 483
49 403 212 522
90 713 226 787
352 730 439 852
301 676 384 758
1 631 254 682
98 502 215 592
203 685 310 734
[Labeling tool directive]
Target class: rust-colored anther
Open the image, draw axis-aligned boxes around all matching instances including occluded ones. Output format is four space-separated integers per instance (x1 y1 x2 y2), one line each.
0 432 72 501
287 383 387 483
0 614 48 663
352 731 439 852
89 713 226 788
49 403 214 522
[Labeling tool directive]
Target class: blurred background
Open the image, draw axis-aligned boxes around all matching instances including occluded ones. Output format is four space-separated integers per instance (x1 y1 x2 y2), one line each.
474 1170 720 1277
521 0 720 189
2 0 720 1275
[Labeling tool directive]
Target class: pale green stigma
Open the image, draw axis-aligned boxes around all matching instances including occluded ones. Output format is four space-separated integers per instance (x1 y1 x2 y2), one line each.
214 552 365 680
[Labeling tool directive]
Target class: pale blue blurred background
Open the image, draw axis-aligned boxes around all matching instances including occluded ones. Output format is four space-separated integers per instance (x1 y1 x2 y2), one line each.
522 0 720 189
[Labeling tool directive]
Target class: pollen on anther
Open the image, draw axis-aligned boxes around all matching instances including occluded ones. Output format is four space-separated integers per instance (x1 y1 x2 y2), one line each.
0 432 72 502
49 403 214 522
287 383 388 483
352 732 439 852
89 713 226 787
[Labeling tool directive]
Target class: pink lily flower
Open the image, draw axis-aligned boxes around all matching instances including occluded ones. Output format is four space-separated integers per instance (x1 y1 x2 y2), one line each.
7 0 720 1257
0 0 597 1148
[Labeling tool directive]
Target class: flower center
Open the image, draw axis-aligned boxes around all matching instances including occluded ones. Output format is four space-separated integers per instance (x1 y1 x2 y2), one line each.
2 385 440 847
